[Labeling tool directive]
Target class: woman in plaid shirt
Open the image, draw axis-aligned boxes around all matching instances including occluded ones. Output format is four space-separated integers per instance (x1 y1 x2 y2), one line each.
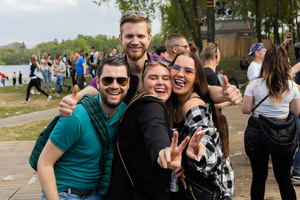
169 52 234 200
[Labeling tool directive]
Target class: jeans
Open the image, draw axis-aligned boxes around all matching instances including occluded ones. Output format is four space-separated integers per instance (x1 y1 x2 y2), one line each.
54 75 70 92
43 70 52 87
77 74 84 90
41 190 103 200
1 79 5 86
293 116 300 174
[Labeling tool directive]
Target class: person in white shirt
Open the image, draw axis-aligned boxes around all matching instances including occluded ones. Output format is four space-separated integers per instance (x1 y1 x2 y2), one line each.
89 47 98 77
247 43 266 81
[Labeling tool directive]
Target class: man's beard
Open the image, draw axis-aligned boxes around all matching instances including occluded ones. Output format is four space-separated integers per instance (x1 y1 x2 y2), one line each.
125 47 147 61
100 90 125 108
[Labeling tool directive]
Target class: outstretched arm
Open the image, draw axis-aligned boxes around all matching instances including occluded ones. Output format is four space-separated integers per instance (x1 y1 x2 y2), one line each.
209 75 242 104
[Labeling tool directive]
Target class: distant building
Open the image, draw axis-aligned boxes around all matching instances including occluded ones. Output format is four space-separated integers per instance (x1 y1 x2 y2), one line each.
201 19 255 39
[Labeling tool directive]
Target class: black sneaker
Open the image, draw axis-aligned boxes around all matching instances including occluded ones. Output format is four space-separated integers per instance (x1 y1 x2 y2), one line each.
291 171 300 184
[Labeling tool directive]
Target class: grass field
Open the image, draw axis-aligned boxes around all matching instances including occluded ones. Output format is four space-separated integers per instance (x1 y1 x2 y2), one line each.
0 76 93 119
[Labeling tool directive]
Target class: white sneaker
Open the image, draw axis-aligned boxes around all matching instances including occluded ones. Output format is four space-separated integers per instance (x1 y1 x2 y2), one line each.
21 101 28 104
47 96 52 101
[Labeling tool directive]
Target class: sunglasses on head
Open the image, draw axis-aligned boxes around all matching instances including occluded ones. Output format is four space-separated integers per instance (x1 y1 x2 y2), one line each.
124 11 148 18
101 77 129 86
171 65 195 75
143 59 172 74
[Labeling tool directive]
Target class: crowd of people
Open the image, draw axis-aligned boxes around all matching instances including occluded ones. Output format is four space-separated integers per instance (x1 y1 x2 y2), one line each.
22 10 300 200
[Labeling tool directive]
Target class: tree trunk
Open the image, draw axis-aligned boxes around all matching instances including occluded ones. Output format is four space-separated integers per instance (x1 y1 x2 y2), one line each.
207 1 215 43
177 0 203 52
295 0 299 39
274 0 280 44
289 0 295 43
255 0 262 42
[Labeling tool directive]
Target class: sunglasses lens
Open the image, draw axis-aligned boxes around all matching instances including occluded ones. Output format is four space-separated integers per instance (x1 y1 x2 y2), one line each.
102 77 128 86
137 11 147 18
124 11 147 18
117 77 128 86
101 77 114 86
125 11 134 17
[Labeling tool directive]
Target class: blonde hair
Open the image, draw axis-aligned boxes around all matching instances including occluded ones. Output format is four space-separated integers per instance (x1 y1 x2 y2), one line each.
202 43 219 61
128 61 173 127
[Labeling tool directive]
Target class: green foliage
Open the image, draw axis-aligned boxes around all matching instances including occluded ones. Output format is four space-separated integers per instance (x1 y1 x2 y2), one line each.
0 34 125 65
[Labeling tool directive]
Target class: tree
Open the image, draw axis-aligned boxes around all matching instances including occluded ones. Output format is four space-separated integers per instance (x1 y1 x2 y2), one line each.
94 0 207 52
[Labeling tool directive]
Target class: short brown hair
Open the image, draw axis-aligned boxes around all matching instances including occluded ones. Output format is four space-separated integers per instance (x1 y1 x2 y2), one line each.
120 12 151 35
165 33 186 53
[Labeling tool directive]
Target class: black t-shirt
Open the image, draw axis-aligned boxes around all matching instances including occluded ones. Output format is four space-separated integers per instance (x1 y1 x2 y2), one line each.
204 67 220 86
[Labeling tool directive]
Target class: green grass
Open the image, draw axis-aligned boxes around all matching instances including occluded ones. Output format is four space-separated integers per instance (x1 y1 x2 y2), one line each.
0 119 53 141
0 76 93 119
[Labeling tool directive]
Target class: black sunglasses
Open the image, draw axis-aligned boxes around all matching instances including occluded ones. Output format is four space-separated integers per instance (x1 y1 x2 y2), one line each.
124 11 148 18
101 77 128 86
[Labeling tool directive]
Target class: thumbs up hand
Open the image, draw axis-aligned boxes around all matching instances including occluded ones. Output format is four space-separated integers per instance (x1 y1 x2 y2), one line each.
222 75 242 105
59 85 78 117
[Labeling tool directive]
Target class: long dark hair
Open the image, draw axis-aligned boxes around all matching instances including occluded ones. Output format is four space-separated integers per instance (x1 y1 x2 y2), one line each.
172 52 229 162
259 45 291 104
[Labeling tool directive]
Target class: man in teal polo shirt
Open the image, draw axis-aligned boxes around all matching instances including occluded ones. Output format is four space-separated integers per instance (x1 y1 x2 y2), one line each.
37 57 130 200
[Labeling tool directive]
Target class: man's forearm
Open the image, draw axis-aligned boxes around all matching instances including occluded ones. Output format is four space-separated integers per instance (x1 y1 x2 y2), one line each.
38 165 60 200
208 85 225 103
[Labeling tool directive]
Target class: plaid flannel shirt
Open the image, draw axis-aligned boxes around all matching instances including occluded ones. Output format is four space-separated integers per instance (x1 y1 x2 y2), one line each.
183 104 234 199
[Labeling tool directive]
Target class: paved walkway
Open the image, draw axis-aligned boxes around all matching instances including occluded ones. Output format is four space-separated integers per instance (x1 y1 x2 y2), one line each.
0 105 300 199
0 108 59 128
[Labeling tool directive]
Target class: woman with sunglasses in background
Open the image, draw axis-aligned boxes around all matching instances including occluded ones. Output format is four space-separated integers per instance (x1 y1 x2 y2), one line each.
106 59 195 200
241 46 300 200
170 52 234 200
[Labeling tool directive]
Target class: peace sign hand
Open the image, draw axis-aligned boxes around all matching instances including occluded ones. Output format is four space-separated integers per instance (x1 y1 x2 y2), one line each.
186 127 206 162
157 131 190 170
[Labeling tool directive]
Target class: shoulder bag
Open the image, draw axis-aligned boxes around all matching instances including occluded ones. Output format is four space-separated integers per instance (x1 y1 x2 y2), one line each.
253 95 298 156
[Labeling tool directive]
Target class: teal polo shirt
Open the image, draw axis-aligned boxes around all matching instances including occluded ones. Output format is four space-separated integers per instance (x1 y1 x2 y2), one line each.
49 94 126 192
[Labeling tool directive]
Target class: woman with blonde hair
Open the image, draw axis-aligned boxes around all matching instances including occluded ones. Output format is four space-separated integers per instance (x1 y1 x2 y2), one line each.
69 51 77 86
21 56 51 104
242 45 300 200
106 59 191 200
41 52 52 91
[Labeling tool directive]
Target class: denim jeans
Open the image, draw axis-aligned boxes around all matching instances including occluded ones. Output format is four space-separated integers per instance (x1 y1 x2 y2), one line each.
77 74 84 90
43 70 52 87
1 79 5 86
54 75 70 92
293 116 300 174
41 191 103 200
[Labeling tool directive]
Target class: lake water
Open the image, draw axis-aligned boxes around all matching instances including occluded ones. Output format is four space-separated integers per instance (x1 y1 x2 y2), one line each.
0 65 30 86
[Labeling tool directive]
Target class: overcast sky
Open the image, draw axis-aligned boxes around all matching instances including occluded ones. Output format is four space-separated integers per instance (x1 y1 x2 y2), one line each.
0 0 161 48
